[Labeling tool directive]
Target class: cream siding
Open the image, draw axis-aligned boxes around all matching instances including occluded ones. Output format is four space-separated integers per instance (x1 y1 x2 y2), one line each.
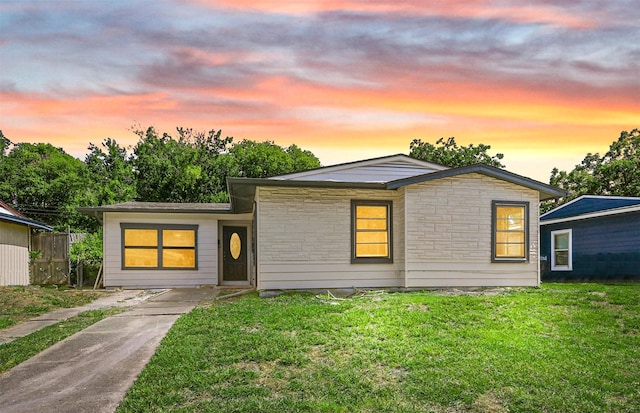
405 173 540 287
103 212 251 288
256 186 405 290
0 222 30 286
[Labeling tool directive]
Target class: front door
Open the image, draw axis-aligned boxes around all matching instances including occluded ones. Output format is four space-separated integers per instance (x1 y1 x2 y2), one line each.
222 226 248 283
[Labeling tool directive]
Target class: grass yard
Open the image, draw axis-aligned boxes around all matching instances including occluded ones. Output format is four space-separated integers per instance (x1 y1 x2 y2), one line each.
118 284 640 413
0 285 103 330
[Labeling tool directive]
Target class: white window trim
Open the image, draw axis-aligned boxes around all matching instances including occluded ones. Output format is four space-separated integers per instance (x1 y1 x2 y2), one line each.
551 229 572 271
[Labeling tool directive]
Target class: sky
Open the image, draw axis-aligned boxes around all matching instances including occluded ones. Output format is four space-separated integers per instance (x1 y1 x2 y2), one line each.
1 0 639 182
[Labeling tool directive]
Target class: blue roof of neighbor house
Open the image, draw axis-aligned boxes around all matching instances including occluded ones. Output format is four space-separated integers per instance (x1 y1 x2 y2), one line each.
540 195 640 222
0 201 53 230
0 212 53 231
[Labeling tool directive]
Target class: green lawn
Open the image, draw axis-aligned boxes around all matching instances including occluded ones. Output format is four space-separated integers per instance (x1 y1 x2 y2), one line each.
0 285 103 330
118 284 640 413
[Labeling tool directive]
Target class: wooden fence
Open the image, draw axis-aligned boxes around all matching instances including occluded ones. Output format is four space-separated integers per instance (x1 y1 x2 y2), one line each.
30 232 69 285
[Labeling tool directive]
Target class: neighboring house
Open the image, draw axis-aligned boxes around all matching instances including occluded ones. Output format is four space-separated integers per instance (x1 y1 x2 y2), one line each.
0 201 53 286
79 154 565 290
540 195 640 281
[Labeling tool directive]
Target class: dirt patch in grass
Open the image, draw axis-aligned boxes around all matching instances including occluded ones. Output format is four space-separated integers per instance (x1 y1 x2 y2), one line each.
471 391 509 413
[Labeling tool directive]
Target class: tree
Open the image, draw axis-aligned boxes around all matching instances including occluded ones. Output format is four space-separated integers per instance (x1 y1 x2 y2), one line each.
287 144 322 172
0 142 91 230
409 137 505 168
0 130 10 156
183 127 235 202
229 140 320 178
84 138 136 206
131 126 203 202
548 129 640 210
130 126 321 203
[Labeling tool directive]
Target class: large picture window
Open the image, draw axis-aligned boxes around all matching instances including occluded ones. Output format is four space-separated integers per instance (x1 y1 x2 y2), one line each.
121 224 197 269
351 200 392 264
491 201 529 262
551 229 572 271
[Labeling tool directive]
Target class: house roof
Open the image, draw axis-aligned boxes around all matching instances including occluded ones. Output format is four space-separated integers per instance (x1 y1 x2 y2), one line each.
540 195 640 225
0 201 53 231
228 157 567 213
78 202 231 213
77 202 232 222
270 154 448 183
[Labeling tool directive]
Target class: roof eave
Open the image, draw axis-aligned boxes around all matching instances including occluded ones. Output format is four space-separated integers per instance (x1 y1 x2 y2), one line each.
77 205 233 224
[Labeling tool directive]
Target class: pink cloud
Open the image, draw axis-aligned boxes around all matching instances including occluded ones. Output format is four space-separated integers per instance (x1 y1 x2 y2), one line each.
191 0 599 28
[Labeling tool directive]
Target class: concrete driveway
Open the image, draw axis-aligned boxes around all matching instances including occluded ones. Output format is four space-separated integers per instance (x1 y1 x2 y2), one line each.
0 288 218 413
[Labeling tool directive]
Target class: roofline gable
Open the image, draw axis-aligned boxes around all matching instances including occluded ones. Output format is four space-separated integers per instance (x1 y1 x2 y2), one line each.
386 164 567 200
269 154 448 181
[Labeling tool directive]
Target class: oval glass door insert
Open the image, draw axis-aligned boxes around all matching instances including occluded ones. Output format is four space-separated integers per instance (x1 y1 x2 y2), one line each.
230 232 241 260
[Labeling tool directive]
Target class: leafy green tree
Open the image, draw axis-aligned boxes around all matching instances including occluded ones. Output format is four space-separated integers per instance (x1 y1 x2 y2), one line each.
0 130 10 156
131 126 203 202
84 138 136 206
131 126 321 202
229 140 320 178
0 142 90 230
547 129 640 210
181 127 235 202
409 137 505 168
131 126 239 202
597 128 640 196
287 144 322 172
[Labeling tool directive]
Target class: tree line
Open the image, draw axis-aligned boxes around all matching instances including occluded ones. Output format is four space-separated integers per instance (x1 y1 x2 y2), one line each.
1 126 637 232
0 126 320 232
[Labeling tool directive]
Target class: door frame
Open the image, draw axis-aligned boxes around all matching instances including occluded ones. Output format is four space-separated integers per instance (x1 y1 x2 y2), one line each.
218 221 253 286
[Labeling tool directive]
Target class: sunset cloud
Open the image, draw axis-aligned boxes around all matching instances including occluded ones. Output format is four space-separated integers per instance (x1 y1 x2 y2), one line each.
1 0 638 181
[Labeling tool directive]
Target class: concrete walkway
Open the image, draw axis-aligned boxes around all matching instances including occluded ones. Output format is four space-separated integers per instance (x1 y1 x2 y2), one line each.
0 288 218 413
0 289 162 345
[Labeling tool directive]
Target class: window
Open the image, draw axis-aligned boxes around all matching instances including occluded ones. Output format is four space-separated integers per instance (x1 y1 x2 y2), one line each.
121 224 197 269
551 229 572 271
351 200 392 264
492 201 529 262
